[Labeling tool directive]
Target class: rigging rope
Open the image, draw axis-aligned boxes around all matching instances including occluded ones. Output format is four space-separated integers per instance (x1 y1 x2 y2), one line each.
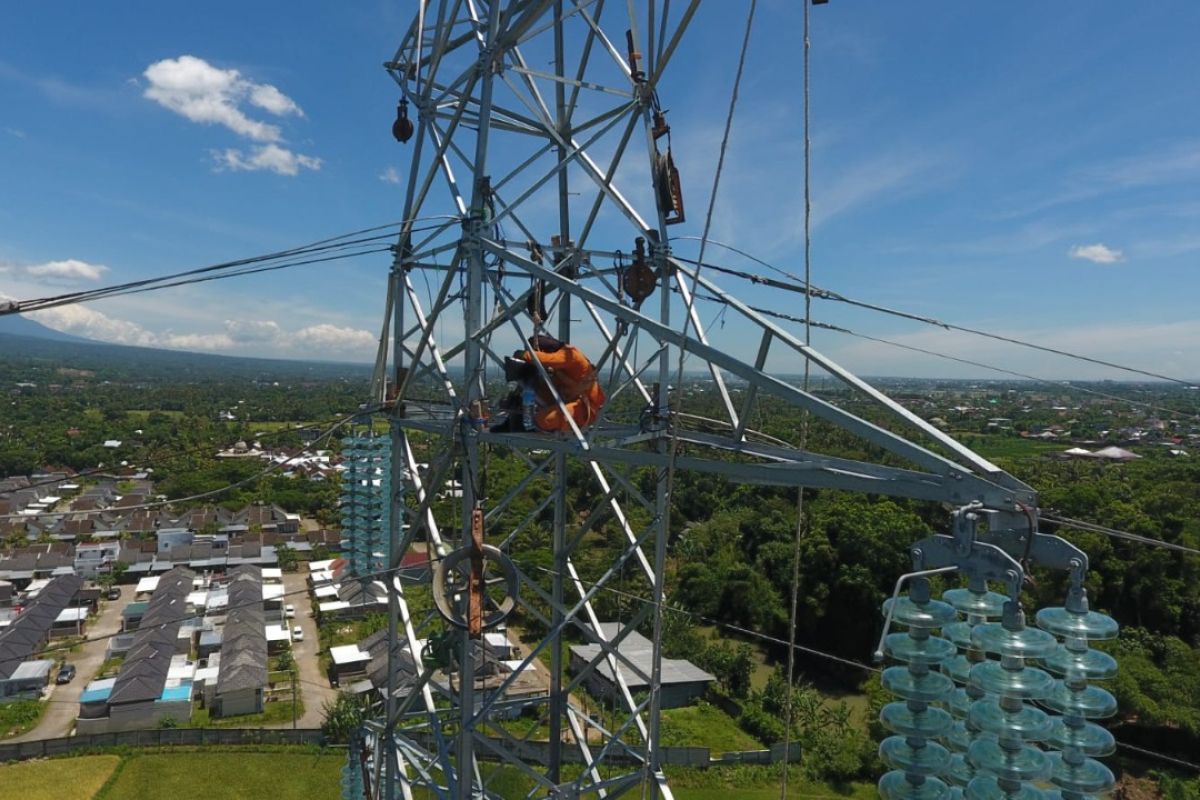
2 219 452 316
670 243 1197 387
780 0 813 793
675 287 1198 420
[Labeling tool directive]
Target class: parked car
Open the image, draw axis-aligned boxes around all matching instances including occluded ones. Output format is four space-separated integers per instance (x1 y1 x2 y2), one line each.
292 626 304 642
56 664 76 684
285 604 296 619
105 587 121 601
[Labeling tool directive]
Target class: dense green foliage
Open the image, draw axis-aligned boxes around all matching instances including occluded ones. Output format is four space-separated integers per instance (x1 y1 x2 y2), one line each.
5 344 1200 788
0 699 45 738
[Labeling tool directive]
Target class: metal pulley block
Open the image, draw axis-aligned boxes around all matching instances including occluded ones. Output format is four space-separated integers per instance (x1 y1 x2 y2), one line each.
431 507 518 635
621 236 657 307
431 543 519 633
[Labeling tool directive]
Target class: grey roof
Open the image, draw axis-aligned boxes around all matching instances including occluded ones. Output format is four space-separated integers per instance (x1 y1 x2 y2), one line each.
359 629 418 688
216 565 266 695
569 623 716 689
338 580 387 606
108 567 194 705
0 550 74 576
0 574 83 679
108 624 178 704
10 658 54 681
138 568 194 629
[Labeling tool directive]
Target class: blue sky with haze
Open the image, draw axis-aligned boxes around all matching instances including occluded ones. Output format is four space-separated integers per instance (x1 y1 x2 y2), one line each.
1 2 1198 379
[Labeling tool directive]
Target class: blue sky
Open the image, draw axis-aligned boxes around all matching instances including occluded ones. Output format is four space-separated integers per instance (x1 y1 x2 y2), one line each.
1 2 1198 379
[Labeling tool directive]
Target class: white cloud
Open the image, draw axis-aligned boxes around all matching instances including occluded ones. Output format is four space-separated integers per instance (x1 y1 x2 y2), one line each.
161 332 236 350
248 83 303 117
4 127 25 139
24 305 374 360
379 166 401 184
143 55 318 175
143 56 290 142
225 319 282 342
293 323 376 352
1069 243 1123 264
214 144 321 176
24 259 109 282
28 305 158 347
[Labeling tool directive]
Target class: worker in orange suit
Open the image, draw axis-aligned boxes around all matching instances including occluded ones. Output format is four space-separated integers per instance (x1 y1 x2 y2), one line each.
491 334 606 433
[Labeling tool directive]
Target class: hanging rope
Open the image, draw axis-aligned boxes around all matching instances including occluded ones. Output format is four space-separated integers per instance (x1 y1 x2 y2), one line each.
780 1 814 795
663 0 759 511
650 1 758 795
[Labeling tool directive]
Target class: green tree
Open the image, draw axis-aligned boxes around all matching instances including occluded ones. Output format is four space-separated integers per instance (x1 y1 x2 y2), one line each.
321 692 366 743
276 543 299 573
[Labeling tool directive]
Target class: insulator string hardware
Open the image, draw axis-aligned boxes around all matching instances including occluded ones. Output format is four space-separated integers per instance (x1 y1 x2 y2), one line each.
877 507 1121 800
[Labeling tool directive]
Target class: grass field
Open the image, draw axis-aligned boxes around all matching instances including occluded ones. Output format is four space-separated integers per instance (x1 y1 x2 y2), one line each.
0 754 120 800
189 694 303 728
0 699 45 739
660 702 765 752
677 782 876 800
100 752 342 800
0 749 877 799
953 433 1063 460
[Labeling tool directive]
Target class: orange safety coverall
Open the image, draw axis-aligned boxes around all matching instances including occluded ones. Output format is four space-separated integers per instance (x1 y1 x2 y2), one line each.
521 344 606 432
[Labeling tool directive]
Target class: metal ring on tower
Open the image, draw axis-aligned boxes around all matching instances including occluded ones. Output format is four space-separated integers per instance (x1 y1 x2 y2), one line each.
430 544 519 630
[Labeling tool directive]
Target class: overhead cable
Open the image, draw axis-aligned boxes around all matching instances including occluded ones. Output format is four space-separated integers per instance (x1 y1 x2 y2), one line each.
678 287 1196 420
1 218 454 316
1042 512 1200 557
781 0 816 792
656 4 758 777
671 242 1196 387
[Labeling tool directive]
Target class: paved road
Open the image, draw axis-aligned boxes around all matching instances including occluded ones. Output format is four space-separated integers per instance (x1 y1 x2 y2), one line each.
264 570 337 729
9 584 128 742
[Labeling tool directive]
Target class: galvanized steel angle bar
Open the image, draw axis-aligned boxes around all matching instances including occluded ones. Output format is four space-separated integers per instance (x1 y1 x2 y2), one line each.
494 493 556 552
562 707 607 799
732 329 773 441
563 602 655 695
398 268 462 404
486 240 1022 507
483 102 638 231
482 451 555 521
565 0 633 80
466 518 659 727
468 729 561 794
679 261 1031 494
574 107 644 252
671 269 741 430
506 63 634 99
579 692 653 768
515 0 601 46
426 123 470 217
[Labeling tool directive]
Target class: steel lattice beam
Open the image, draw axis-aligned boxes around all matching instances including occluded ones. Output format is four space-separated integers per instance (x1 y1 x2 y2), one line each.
357 3 1037 799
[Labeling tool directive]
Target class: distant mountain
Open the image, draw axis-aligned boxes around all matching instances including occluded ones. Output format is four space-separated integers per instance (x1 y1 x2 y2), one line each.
0 313 94 344
0 329 372 382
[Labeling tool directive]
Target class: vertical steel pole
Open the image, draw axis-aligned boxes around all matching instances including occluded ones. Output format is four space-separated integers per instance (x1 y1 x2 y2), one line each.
547 0 571 784
386 42 431 800
633 3 676 791
458 4 502 797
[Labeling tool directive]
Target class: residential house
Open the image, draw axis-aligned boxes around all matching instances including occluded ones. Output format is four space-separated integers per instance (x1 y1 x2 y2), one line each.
76 567 196 732
211 565 267 717
569 623 715 709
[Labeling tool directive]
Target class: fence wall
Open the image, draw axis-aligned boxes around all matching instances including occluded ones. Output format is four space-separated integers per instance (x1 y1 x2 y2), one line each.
0 727 324 763
0 727 799 769
403 730 800 769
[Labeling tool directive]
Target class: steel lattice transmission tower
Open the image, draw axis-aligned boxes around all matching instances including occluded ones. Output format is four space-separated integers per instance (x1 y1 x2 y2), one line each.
354 3 1044 799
